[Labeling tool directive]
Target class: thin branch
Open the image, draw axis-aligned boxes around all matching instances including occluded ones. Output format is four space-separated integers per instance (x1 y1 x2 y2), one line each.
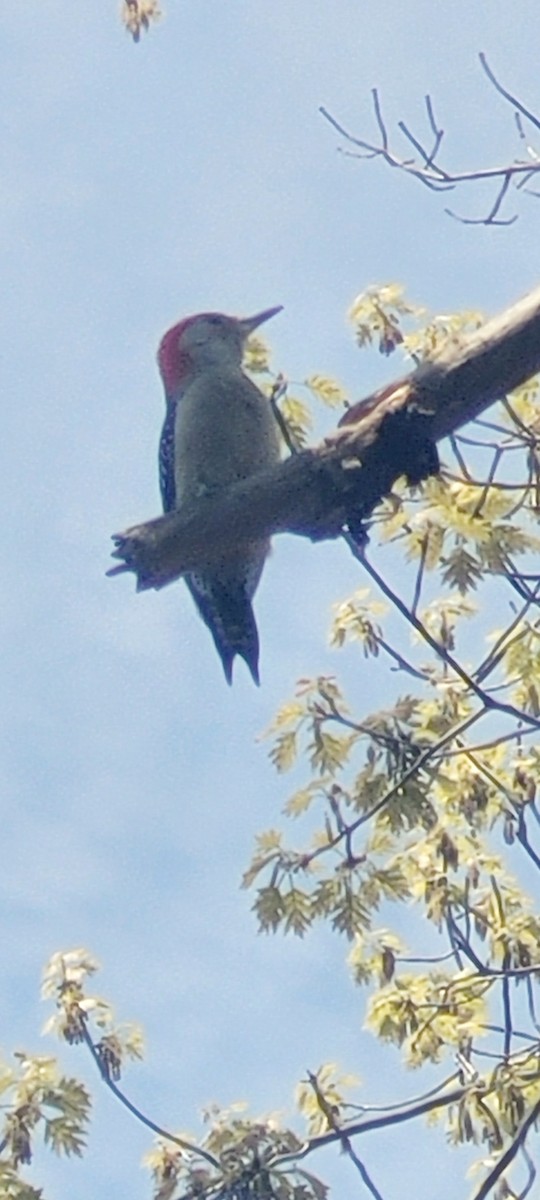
342 1141 385 1200
411 532 428 616
501 968 513 1059
525 975 540 1035
424 94 444 163
443 473 529 492
320 103 540 186
321 57 540 224
301 708 486 866
373 636 427 679
474 586 540 684
471 445 504 516
350 539 540 732
479 53 540 135
305 1072 385 1200
477 1024 538 1045
446 911 465 970
269 376 300 455
452 961 540 985
80 1024 220 1169
471 1093 540 1200
515 807 540 870
517 1146 536 1200
449 434 473 478
320 69 540 224
271 1084 468 1167
445 172 517 226
433 725 538 759
371 87 389 152
501 395 537 439
473 417 523 437
346 1071 462 1114
398 118 450 179
529 800 540 828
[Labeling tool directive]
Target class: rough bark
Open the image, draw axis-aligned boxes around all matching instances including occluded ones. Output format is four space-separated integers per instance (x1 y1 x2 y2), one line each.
109 285 540 591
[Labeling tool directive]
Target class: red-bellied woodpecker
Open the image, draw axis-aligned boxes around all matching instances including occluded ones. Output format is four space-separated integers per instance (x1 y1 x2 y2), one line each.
157 306 282 684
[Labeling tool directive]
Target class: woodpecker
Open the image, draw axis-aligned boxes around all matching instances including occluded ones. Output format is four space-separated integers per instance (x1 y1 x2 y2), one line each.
157 306 282 685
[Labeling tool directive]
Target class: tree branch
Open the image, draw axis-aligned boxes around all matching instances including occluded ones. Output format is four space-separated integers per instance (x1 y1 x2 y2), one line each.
109 285 540 591
321 56 540 224
271 1083 468 1165
471 1093 540 1200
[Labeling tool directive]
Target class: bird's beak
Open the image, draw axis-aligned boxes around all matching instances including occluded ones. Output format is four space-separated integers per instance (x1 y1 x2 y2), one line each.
240 305 283 334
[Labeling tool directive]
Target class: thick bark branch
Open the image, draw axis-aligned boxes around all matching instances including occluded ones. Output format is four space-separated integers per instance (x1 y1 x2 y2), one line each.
109 285 540 591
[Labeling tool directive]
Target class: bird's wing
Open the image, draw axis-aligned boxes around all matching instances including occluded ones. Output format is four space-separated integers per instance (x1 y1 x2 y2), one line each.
158 402 177 513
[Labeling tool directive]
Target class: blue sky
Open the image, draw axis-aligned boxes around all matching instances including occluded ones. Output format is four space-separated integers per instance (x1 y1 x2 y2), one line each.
2 2 540 1197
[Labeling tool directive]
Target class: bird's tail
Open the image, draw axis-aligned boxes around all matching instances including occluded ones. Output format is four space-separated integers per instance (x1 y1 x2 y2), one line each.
185 573 261 685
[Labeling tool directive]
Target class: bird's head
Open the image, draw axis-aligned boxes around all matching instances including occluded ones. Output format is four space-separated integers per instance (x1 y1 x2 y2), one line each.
157 306 282 394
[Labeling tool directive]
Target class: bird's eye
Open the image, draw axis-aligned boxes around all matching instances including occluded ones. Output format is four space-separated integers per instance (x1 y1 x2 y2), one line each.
207 316 222 326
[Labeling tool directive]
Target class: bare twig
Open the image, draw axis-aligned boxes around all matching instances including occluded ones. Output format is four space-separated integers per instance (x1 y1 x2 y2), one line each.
320 54 540 224
479 53 540 136
445 172 517 226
